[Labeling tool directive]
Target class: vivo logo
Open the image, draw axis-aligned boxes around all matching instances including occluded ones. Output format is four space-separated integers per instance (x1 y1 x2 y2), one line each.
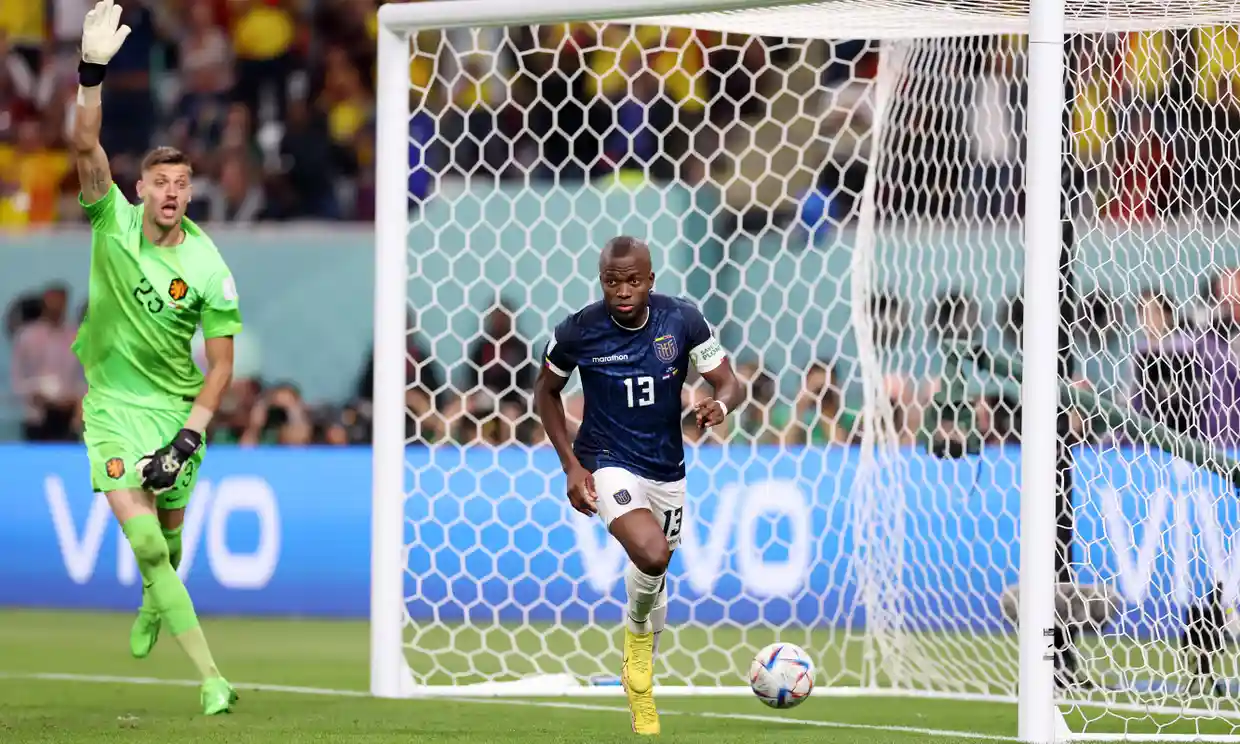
45 475 282 590
1100 459 1240 607
572 479 811 597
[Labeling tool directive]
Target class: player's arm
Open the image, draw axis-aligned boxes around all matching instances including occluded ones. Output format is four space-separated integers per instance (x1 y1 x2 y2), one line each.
189 336 234 432
74 1 131 206
72 85 111 203
696 359 744 429
533 321 598 516
686 307 744 428
534 365 576 471
535 324 582 472
187 271 243 434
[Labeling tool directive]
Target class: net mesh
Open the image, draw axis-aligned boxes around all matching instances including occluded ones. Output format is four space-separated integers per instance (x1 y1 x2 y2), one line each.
396 5 1240 736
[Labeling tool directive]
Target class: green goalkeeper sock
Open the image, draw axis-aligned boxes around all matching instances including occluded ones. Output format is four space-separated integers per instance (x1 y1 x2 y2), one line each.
139 525 183 615
122 515 219 681
165 525 183 570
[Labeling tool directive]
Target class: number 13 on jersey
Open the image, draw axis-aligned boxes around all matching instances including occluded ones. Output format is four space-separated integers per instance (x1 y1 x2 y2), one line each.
624 376 655 407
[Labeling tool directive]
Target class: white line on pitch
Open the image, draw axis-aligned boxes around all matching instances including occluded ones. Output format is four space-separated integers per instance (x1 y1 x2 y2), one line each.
0 671 1016 742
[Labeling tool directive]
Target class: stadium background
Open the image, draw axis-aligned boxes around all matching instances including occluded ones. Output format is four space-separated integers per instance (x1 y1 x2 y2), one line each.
5 2 1240 446
3 0 1240 706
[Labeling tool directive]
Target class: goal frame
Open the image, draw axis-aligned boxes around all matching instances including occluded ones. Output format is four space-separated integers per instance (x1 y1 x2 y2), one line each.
370 0 1064 741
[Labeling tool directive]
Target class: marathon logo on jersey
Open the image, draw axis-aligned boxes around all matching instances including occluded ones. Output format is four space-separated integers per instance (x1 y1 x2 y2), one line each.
169 278 189 302
613 489 632 506
592 353 629 364
105 458 125 479
654 334 678 363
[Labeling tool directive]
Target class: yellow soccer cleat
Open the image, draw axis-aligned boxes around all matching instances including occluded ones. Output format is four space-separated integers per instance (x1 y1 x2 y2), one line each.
621 627 660 735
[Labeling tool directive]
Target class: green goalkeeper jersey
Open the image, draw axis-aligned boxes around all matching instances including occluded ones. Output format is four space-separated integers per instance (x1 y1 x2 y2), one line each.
73 185 243 410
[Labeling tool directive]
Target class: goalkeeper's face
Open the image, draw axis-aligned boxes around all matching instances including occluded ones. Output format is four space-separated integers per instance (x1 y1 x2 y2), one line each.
138 164 193 229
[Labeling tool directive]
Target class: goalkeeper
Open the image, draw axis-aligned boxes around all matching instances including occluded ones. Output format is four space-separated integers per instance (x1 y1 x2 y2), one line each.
71 0 239 715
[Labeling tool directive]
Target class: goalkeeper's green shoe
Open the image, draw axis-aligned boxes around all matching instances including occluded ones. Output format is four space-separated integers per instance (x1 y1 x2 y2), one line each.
201 677 238 716
129 609 161 659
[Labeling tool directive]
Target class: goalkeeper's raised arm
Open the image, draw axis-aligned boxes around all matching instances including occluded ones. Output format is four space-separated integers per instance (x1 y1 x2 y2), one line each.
73 0 131 204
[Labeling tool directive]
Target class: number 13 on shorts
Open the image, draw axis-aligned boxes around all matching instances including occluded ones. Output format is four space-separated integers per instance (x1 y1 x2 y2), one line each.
592 466 687 551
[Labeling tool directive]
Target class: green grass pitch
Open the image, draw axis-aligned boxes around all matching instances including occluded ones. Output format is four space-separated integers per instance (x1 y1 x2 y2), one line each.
0 609 1235 743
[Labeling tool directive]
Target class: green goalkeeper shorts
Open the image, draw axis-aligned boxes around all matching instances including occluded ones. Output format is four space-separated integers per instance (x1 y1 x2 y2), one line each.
83 401 205 511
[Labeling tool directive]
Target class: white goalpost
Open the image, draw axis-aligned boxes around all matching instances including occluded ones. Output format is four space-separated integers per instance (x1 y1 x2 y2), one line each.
372 0 1240 741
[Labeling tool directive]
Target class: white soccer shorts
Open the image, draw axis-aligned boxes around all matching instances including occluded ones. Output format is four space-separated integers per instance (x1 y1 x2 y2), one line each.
593 466 687 551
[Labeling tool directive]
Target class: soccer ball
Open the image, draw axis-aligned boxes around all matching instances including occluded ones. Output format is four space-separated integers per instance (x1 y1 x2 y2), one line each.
749 642 814 709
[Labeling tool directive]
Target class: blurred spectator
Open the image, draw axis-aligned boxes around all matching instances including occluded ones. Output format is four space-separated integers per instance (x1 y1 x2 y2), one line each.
4 292 44 339
317 44 371 180
171 2 234 155
2 31 54 117
197 153 270 222
733 361 779 444
1207 267 1240 352
464 300 536 407
928 289 979 343
965 37 1023 219
52 0 94 54
1078 291 1118 344
355 312 444 401
229 0 297 126
318 402 371 446
1129 270 1240 445
0 1 47 69
782 361 856 445
278 96 339 218
1 115 73 227
1136 289 1182 348
355 310 446 444
1000 294 1024 348
314 0 377 68
239 382 313 446
442 53 513 179
9 284 82 441
973 392 1020 445
99 0 159 156
1198 76 1240 219
870 293 908 350
1105 107 1173 221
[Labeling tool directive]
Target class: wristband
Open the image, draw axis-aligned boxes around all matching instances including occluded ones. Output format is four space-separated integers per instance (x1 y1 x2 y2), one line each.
717 401 729 419
78 60 106 87
171 428 203 456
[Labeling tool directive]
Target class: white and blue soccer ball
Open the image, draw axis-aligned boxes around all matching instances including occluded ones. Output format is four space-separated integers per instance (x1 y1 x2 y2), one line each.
749 642 814 709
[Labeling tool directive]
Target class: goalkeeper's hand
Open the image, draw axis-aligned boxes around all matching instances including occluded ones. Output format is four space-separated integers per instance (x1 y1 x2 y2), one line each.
138 429 202 495
81 0 131 65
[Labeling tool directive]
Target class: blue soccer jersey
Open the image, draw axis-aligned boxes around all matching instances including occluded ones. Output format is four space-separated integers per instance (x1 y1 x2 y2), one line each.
543 294 727 481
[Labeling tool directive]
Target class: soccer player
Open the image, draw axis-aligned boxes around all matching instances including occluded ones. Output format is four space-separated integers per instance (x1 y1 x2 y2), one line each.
534 236 744 735
71 0 240 715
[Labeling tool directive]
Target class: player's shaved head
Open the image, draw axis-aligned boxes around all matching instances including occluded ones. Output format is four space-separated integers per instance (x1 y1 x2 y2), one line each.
599 236 654 327
600 236 651 272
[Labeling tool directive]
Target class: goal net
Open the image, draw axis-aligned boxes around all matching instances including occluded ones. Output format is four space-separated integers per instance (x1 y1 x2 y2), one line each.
374 0 1240 738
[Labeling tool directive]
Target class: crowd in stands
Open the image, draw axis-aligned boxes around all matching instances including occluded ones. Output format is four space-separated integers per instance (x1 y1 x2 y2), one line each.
8 1 1240 446
12 268 1240 449
6 2 1240 228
